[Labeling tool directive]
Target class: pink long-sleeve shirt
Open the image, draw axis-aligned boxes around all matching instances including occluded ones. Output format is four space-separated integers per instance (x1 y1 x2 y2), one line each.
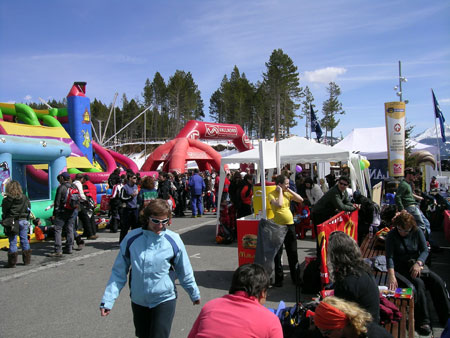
188 291 282 338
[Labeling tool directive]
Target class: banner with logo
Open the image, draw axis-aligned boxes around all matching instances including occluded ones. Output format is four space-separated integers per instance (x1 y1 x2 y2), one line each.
385 102 406 177
316 210 359 286
236 218 259 266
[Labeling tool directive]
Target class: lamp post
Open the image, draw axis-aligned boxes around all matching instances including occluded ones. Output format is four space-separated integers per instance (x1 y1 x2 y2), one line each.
394 60 408 104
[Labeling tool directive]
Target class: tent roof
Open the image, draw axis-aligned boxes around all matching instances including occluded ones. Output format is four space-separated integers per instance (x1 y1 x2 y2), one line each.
335 127 438 160
221 136 352 167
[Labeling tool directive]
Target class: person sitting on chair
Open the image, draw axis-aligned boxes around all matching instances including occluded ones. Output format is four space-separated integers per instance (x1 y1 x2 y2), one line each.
386 210 450 335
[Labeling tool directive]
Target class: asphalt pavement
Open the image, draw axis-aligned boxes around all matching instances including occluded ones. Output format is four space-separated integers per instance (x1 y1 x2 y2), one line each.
0 213 310 338
0 213 448 338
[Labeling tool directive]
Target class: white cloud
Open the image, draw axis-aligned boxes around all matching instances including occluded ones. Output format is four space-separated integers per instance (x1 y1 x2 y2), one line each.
304 67 347 84
24 95 32 101
441 98 450 105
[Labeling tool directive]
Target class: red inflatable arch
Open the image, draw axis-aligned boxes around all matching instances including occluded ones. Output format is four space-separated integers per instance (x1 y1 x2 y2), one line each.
141 121 253 174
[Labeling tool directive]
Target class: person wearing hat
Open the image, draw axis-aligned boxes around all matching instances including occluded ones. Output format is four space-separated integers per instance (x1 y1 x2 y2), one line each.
313 296 392 337
395 168 427 234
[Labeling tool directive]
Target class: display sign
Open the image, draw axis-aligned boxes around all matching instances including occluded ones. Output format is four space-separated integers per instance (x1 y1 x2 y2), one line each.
385 102 406 177
236 217 259 266
316 210 359 286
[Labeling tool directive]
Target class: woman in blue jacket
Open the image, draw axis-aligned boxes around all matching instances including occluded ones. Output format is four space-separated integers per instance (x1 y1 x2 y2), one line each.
100 199 201 338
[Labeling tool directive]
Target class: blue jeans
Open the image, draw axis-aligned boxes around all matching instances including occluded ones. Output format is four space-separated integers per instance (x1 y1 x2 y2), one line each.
191 195 203 216
405 205 426 232
417 208 431 235
54 210 76 253
8 220 30 253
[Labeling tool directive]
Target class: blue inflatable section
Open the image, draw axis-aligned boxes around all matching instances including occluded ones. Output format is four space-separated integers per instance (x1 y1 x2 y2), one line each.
67 95 93 163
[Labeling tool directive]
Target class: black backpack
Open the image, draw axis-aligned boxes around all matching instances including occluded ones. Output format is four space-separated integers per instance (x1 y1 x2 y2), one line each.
301 259 321 294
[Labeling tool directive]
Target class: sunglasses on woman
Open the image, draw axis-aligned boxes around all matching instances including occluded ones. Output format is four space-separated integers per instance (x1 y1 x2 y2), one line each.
149 218 170 225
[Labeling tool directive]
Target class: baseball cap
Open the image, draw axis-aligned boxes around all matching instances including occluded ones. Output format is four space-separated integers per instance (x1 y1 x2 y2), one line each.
60 172 71 180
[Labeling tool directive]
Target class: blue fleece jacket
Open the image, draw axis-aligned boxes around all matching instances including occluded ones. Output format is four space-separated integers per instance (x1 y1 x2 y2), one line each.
101 228 200 309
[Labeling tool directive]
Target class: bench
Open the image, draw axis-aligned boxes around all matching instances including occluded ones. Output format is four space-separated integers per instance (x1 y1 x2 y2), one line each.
360 235 415 338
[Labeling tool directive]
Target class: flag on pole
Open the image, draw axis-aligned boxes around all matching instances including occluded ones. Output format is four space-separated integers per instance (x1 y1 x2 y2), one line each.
310 104 322 141
432 89 446 143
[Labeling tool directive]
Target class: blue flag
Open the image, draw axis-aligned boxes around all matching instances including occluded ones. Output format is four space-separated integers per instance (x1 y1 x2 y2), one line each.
432 89 446 143
310 104 322 141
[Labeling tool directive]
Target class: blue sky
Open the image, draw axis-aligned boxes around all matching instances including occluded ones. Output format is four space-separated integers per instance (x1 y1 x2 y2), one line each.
1 0 449 138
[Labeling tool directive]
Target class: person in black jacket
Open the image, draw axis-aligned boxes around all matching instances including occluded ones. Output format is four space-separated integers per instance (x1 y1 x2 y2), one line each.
2 180 31 268
46 172 80 257
328 231 380 323
173 173 186 217
158 172 172 201
386 211 450 335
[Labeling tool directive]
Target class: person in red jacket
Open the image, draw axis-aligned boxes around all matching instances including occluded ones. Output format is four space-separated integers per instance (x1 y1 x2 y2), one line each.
430 176 439 191
81 175 98 235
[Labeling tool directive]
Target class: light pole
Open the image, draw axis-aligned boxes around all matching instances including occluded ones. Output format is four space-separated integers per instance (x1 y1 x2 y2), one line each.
394 60 409 104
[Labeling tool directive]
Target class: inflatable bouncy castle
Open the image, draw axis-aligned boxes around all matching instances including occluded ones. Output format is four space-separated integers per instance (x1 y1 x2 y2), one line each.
142 120 253 174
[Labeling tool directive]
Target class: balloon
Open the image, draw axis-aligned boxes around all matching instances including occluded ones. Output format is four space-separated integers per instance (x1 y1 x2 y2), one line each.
363 159 370 168
359 160 365 170
296 165 302 173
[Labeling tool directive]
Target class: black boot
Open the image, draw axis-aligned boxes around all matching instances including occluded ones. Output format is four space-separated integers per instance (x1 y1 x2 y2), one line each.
22 249 32 265
7 252 18 268
75 236 84 250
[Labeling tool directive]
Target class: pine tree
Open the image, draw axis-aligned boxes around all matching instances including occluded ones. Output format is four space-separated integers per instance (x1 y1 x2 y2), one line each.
167 70 203 137
321 82 344 145
209 88 225 123
90 99 110 142
209 67 256 136
254 81 272 139
263 49 302 140
300 86 315 139
152 72 167 139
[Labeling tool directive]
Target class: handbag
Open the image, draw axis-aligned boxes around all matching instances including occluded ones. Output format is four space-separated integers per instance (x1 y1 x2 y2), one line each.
2 217 18 236
2 195 28 236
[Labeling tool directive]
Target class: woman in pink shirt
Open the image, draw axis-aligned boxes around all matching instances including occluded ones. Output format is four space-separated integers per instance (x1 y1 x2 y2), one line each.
188 264 283 338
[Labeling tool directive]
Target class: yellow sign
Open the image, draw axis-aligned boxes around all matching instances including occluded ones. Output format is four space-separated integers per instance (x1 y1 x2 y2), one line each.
385 102 406 177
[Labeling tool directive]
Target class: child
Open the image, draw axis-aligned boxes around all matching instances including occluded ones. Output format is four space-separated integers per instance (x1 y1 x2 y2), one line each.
294 202 311 239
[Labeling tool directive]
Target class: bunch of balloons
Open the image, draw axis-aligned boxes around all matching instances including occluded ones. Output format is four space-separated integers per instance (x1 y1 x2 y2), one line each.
359 159 370 170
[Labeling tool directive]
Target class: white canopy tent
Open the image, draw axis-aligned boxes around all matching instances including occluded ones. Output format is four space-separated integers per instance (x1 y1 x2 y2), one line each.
216 136 370 226
335 126 440 188
335 126 439 160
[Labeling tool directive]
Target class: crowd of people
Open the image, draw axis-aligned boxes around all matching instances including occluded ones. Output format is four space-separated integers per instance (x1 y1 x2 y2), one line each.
2 163 450 337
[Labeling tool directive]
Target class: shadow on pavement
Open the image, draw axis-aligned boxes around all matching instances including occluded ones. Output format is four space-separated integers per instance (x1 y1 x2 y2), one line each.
191 269 233 291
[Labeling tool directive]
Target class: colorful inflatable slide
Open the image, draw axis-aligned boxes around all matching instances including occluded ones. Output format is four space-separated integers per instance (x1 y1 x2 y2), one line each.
0 82 157 232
